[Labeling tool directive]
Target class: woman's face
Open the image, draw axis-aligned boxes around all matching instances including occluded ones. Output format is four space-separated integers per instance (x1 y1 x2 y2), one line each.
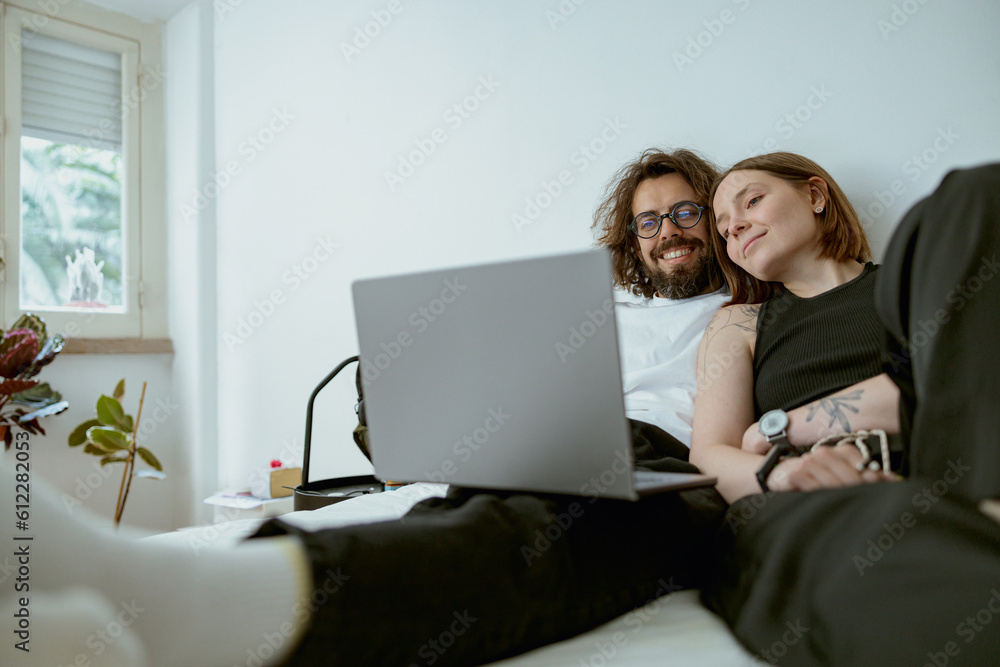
711 169 825 282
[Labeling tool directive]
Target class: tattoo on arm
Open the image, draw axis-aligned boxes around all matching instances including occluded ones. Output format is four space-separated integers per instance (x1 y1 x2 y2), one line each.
805 389 865 432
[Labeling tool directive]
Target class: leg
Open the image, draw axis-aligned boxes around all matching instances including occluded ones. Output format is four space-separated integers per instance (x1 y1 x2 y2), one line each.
0 460 311 667
705 483 1000 666
702 166 1000 665
877 163 1000 498
253 426 726 666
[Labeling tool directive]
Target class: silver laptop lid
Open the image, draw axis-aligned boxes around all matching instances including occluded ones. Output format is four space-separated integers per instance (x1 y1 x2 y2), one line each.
352 249 636 499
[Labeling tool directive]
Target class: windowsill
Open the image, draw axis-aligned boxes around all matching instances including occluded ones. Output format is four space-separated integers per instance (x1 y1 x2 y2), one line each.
63 338 174 354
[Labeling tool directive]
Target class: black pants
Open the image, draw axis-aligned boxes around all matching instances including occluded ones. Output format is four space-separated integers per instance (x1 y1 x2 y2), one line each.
253 420 727 666
704 163 1000 666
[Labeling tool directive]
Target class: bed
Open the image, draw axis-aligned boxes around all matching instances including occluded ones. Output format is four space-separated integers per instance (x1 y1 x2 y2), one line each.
151 483 762 666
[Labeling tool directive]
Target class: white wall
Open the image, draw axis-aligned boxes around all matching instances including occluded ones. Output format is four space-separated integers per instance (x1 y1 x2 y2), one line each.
157 0 1000 503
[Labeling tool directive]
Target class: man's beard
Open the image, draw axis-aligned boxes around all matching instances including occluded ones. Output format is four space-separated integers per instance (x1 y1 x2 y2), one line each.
643 239 714 300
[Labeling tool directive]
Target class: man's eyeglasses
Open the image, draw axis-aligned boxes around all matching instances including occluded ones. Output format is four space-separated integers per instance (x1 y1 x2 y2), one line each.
629 202 706 238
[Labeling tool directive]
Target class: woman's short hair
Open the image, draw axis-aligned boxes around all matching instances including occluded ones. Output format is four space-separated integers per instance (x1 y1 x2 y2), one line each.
707 152 873 305
593 148 722 299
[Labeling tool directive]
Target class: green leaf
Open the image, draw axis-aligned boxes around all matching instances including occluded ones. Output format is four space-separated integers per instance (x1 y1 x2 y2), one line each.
87 426 129 451
113 379 125 401
122 414 134 434
10 382 63 408
83 442 110 456
134 469 166 480
136 447 162 472
96 395 128 429
10 313 47 345
68 418 102 447
100 454 128 467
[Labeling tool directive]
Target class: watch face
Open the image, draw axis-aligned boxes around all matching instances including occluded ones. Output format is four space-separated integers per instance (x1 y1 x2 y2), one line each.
759 410 789 436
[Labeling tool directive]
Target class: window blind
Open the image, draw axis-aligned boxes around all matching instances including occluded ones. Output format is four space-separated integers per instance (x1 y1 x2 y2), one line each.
21 33 122 151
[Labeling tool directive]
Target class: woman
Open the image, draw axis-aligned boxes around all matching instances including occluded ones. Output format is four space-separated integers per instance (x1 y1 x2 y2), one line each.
689 152 900 502
690 152 1000 665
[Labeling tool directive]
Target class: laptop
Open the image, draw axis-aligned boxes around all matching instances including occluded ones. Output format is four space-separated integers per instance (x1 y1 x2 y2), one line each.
351 249 716 501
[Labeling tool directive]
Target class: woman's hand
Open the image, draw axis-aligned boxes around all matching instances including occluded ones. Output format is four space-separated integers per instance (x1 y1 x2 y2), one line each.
765 445 895 492
742 422 769 454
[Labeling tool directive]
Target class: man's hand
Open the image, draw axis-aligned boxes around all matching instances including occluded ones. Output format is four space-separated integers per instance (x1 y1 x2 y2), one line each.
766 445 895 492
742 421 770 454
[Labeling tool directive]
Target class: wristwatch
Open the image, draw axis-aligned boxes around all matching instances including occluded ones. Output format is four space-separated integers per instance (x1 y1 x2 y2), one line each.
755 409 797 492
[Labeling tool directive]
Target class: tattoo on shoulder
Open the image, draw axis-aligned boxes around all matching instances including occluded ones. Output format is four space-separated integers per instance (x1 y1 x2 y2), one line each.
805 389 865 432
705 305 759 347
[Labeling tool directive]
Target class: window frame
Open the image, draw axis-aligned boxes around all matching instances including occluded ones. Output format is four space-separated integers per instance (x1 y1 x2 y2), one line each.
0 0 167 344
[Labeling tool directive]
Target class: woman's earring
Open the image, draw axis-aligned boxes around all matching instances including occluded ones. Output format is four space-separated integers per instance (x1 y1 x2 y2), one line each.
815 207 824 213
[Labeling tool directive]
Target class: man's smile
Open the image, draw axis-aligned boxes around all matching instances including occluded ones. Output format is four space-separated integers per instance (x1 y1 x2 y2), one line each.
656 245 698 266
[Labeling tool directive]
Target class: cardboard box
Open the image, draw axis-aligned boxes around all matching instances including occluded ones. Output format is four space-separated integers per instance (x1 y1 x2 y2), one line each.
269 467 301 498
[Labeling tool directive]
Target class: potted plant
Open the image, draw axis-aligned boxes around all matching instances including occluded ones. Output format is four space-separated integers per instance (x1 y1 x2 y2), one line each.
0 313 68 450
68 380 165 526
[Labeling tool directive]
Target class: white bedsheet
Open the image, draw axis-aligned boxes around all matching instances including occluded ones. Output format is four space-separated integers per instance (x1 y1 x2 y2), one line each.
153 484 761 666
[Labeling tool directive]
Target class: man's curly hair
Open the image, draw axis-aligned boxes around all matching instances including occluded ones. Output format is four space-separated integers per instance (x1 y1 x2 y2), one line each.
593 148 722 299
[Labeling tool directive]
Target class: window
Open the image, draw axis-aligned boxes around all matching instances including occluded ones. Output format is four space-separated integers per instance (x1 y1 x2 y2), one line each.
1 1 166 343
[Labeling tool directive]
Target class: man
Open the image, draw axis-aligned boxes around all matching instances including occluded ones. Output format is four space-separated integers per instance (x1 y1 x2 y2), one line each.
0 149 731 667
595 148 727 446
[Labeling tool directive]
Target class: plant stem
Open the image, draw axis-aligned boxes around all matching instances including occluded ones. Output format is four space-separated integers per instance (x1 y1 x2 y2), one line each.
113 382 148 527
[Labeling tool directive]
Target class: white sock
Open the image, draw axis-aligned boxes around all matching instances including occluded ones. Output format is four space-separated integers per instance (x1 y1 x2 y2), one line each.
1 459 313 667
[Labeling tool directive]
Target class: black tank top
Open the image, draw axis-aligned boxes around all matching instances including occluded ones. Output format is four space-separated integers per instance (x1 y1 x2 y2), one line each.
753 263 884 417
